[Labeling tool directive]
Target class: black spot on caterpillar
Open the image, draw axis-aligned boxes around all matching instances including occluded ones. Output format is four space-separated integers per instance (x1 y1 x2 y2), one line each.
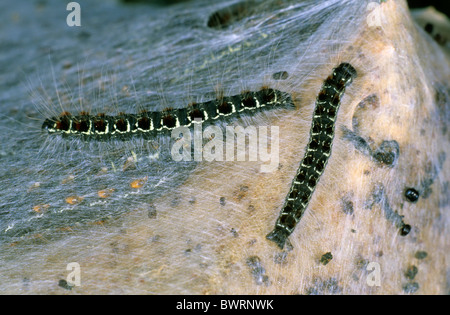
266 63 357 249
42 88 294 141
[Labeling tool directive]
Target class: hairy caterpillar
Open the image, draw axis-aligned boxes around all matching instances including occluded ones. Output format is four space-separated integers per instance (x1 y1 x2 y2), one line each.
266 62 357 249
41 88 294 140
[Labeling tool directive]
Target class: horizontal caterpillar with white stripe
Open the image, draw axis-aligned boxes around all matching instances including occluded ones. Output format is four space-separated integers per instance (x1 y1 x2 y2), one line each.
42 88 294 141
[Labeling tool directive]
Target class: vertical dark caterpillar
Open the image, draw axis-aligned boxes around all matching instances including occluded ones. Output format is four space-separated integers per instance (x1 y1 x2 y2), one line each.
41 88 294 140
267 63 357 249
